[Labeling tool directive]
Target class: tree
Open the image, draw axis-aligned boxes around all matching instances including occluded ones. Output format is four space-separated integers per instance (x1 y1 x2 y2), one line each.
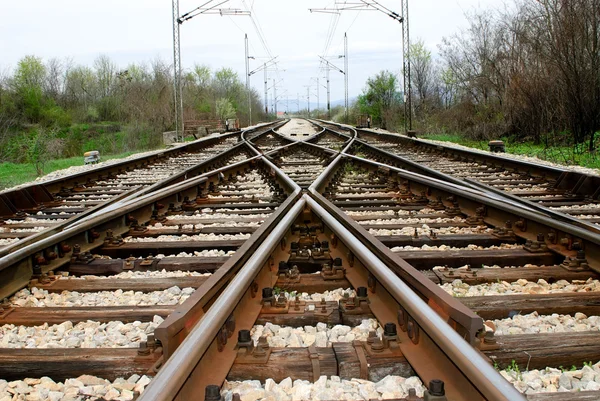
12 55 46 122
357 71 401 129
410 39 435 113
215 98 236 122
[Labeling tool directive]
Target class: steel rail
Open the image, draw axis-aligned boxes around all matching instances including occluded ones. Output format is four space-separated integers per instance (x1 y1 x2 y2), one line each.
0 152 290 300
339 153 600 248
0 134 243 257
0 130 238 196
139 191 306 401
0 121 282 257
351 136 600 234
464 177 600 234
357 128 569 175
304 194 526 401
309 122 358 192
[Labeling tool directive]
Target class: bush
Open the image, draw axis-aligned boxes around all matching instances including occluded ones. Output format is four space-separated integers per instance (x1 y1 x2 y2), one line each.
40 105 72 128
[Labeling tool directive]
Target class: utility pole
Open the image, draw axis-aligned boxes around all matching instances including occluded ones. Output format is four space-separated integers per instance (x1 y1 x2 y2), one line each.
326 67 331 119
172 0 249 141
264 63 268 115
273 78 277 117
311 77 320 114
172 0 183 141
310 3 411 131
319 55 344 120
245 34 251 126
248 56 278 119
344 32 349 122
401 1 412 132
304 86 311 117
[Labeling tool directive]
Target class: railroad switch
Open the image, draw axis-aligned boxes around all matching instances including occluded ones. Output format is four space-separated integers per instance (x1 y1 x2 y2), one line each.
56 187 72 198
128 219 148 234
434 266 480 283
277 263 300 284
478 330 500 351
166 203 183 215
444 201 463 217
181 196 197 211
466 207 487 226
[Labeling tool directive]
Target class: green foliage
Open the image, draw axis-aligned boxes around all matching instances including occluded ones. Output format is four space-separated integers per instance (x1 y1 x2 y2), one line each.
420 131 600 169
0 151 137 190
357 70 402 130
41 104 71 128
215 98 236 121
506 360 523 380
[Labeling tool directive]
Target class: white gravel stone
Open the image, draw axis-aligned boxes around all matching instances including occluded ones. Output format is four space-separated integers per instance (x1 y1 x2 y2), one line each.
499 361 600 395
10 287 195 307
441 278 600 297
415 137 600 177
0 374 153 400
370 224 492 236
222 375 426 401
123 233 251 242
493 312 600 335
250 319 382 347
280 288 356 302
392 243 521 252
62 270 211 280
0 238 20 247
0 316 164 348
152 250 235 258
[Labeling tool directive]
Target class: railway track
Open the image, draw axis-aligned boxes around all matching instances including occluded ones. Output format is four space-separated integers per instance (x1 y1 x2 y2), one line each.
352 128 600 233
0 122 281 257
0 118 599 401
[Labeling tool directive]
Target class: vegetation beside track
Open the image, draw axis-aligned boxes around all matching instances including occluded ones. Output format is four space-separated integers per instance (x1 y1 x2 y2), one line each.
419 133 600 170
0 151 137 190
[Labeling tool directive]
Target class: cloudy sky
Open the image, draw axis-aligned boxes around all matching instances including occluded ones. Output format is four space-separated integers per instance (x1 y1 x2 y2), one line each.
1 0 497 111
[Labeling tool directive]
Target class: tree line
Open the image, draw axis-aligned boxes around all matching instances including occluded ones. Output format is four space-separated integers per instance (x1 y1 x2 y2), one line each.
0 55 264 166
356 0 600 153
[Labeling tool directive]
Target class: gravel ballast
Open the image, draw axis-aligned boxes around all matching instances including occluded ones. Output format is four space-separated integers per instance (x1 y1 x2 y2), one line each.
0 374 152 400
222 375 426 401
0 316 164 348
440 278 600 297
10 287 194 307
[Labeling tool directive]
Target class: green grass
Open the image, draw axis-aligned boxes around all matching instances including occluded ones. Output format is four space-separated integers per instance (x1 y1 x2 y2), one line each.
420 133 600 170
0 152 137 190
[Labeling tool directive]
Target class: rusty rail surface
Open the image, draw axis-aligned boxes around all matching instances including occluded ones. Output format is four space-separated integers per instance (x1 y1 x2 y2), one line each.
0 122 280 257
354 128 600 234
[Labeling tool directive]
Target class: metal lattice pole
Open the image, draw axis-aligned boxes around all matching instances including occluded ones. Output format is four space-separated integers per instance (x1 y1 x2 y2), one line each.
172 0 184 141
326 67 331 119
245 34 251 126
401 0 412 133
344 32 349 123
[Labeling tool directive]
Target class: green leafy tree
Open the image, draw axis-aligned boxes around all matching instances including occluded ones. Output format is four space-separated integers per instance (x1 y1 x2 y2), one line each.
357 70 401 129
215 98 236 122
12 55 46 122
